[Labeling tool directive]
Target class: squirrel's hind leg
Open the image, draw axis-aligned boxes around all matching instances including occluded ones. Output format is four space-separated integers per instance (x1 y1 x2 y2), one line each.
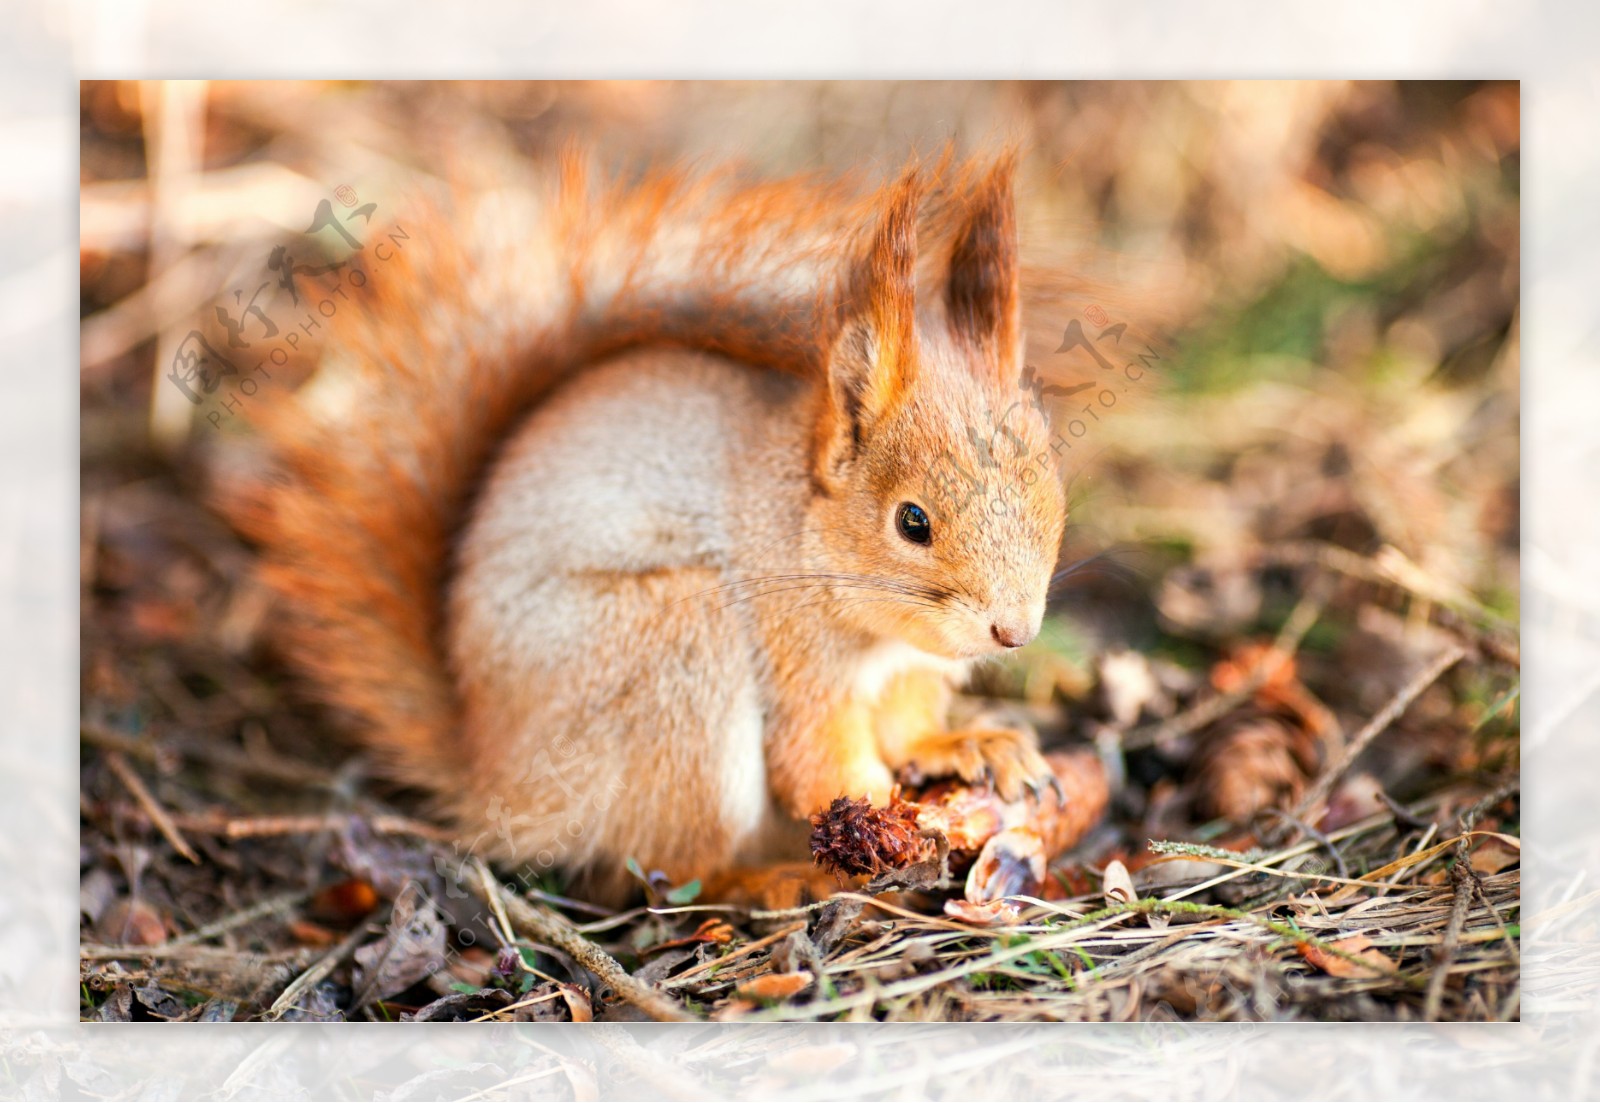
452 565 777 909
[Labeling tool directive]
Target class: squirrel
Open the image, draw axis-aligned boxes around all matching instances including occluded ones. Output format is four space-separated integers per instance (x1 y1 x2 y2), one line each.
224 149 1071 906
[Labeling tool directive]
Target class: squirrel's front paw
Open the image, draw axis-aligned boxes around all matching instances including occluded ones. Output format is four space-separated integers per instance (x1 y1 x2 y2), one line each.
899 728 1055 802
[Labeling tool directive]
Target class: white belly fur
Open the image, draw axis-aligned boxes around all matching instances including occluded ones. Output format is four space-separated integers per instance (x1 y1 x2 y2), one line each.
852 639 969 703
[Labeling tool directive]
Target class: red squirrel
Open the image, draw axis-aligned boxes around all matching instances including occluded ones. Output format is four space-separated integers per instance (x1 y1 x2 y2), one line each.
227 150 1070 905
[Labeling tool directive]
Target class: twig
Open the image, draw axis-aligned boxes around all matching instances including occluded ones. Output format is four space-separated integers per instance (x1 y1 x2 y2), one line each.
1257 808 1349 879
1455 778 1520 834
82 722 336 789
1374 823 1438 898
163 890 312 949
1157 808 1397 904
167 809 451 841
473 858 520 950
1293 645 1467 826
1378 790 1434 831
1124 577 1330 751
81 943 317 965
267 919 371 1020
1423 839 1476 1020
473 875 693 1022
662 921 809 989
466 988 568 1024
528 885 619 918
1253 542 1518 668
103 750 199 863
1471 873 1521 967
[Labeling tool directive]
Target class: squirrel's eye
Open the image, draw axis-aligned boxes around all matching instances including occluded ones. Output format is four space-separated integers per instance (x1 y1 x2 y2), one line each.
896 502 932 545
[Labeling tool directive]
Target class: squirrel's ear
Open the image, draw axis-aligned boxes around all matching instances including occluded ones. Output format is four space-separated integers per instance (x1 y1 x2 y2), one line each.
945 156 1021 384
818 174 919 480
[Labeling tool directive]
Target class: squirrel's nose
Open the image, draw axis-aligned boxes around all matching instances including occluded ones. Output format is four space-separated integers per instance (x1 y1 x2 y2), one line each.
990 621 1035 649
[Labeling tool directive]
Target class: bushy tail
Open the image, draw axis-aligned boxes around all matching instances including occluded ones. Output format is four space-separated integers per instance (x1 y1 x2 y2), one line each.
221 154 894 791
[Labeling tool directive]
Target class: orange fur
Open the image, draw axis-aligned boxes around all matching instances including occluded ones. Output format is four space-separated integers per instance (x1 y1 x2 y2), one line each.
872 668 956 769
223 148 1075 904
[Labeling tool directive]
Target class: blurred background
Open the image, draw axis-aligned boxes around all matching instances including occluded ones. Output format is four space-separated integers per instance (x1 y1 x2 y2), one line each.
78 81 1519 1022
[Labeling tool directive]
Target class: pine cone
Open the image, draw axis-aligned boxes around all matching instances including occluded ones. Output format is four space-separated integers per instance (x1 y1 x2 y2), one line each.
1189 715 1316 823
809 749 1109 883
808 794 929 877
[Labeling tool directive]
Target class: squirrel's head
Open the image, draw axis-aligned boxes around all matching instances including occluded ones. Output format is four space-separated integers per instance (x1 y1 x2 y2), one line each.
809 158 1067 661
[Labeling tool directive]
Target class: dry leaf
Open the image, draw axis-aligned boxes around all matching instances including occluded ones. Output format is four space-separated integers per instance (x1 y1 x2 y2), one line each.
96 897 167 946
713 998 758 1021
1469 836 1520 875
1098 648 1163 727
943 898 1023 926
1103 859 1136 906
310 878 379 925
1322 772 1389 832
352 886 447 1004
286 918 339 947
404 987 514 1022
558 983 593 1022
645 917 735 955
1297 933 1396 978
735 971 814 1001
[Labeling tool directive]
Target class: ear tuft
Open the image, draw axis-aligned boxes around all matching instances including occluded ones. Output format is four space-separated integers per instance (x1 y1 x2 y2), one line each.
946 154 1021 382
858 171 919 361
819 170 923 480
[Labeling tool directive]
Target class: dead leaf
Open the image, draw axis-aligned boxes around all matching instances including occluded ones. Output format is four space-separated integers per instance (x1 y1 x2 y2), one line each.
735 971 813 1001
94 985 133 1022
93 982 184 1021
353 885 447 1005
96 897 166 946
404 987 513 1022
558 983 594 1022
1098 648 1163 727
278 981 345 1022
286 918 339 947
943 898 1022 926
1297 933 1397 978
811 897 866 955
310 878 379 925
189 998 239 1022
644 917 735 955
1469 836 1520 875
713 997 758 1021
447 945 497 988
79 868 118 925
1103 859 1136 906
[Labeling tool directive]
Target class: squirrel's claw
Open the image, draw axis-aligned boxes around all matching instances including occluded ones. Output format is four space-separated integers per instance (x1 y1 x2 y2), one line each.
899 727 1052 804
